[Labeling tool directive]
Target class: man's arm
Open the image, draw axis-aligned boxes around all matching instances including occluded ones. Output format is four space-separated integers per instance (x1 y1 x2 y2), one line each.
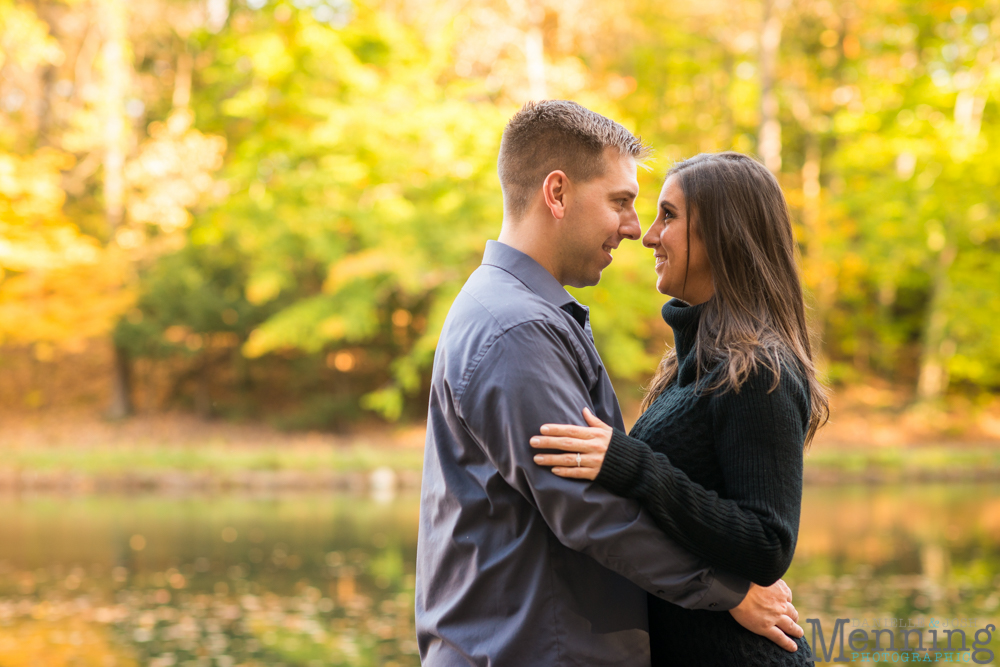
457 320 748 610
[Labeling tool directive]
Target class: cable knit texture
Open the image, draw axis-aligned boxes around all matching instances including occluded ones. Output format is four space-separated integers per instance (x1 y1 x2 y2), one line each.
595 298 814 666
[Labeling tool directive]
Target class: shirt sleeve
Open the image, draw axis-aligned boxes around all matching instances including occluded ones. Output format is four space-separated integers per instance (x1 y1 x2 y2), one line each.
457 320 749 611
596 365 808 586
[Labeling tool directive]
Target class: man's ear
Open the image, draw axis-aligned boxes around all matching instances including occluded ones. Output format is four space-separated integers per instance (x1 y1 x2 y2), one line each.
541 170 569 220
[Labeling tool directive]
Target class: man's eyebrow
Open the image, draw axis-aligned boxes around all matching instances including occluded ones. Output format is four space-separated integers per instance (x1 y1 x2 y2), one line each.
609 189 638 199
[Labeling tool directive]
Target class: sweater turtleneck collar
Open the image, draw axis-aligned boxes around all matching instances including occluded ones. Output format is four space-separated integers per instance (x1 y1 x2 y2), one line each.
661 298 707 368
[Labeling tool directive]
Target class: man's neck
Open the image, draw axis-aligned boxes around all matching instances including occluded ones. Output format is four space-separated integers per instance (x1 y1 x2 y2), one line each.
497 223 564 285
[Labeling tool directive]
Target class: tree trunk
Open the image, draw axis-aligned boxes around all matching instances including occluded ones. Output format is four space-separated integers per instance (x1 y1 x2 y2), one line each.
173 50 193 109
101 0 133 417
917 245 957 400
101 0 127 231
523 12 546 101
800 133 831 359
194 359 213 419
503 0 547 101
206 0 230 34
107 343 133 419
758 0 785 174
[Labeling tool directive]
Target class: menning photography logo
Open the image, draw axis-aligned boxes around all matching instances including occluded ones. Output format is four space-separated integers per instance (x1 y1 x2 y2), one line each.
806 617 996 664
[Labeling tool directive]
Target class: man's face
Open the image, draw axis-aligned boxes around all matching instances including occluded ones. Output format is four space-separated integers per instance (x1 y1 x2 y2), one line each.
558 148 642 288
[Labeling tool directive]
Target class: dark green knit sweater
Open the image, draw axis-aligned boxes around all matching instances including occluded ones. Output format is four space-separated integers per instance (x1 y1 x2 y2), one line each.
595 298 814 666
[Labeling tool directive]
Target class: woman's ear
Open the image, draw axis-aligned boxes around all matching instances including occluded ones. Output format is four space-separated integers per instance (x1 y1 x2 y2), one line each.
541 170 569 220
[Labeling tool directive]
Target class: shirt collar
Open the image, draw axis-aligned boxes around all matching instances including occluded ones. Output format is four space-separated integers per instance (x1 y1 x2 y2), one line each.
482 240 589 329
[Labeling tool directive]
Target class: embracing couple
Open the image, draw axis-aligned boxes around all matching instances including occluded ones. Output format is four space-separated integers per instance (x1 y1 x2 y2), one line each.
415 100 828 666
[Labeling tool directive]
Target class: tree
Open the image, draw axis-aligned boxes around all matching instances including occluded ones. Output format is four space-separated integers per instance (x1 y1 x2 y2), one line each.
0 2 130 364
4 0 999 423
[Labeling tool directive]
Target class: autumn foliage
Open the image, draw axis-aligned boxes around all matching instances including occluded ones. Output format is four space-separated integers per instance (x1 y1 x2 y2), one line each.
1 0 998 424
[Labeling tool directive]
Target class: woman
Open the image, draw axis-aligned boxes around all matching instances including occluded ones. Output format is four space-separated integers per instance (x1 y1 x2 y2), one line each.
531 152 828 666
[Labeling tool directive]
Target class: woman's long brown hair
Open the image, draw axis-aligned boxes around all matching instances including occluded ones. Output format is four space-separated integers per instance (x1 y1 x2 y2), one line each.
640 152 829 445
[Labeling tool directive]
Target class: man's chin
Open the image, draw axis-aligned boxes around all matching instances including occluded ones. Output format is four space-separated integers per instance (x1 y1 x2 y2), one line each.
563 274 599 289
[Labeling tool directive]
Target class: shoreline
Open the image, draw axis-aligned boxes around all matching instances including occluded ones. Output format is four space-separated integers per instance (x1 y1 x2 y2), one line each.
2 411 1000 491
0 467 424 494
0 449 999 493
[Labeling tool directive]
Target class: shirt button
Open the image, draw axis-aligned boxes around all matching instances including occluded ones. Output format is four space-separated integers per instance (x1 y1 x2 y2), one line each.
709 602 718 608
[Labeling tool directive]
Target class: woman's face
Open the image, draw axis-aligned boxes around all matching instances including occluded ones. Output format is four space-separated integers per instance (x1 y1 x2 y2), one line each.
642 175 714 304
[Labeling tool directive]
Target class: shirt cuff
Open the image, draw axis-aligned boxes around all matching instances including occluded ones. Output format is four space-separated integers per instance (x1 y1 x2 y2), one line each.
595 428 647 496
688 567 751 611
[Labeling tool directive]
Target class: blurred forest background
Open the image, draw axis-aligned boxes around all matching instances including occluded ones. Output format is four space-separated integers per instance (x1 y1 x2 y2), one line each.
2 0 999 440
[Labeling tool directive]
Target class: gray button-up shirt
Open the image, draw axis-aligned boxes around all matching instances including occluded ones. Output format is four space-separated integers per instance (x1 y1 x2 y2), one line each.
416 241 748 667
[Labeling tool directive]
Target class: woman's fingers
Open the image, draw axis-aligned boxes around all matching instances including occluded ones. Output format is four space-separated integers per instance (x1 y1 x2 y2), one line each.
539 423 595 438
550 465 598 481
533 453 580 467
530 435 592 452
582 407 610 429
531 413 610 479
533 453 600 467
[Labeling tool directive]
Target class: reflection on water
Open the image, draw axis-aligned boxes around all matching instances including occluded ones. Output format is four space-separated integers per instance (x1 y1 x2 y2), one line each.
789 484 1000 665
0 485 998 665
0 494 420 666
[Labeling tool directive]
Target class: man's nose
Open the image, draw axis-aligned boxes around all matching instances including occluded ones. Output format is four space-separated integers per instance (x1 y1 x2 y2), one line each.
620 207 641 240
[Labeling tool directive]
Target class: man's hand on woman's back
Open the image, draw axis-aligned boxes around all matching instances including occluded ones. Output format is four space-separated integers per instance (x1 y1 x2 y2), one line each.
728 579 803 652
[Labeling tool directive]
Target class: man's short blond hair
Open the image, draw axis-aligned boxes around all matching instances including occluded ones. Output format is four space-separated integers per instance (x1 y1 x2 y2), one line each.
497 100 650 220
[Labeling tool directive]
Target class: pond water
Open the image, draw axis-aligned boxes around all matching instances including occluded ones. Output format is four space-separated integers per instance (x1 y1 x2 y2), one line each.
0 484 998 666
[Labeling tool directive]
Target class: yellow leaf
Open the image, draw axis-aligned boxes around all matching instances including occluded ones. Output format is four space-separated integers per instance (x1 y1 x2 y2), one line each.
324 250 395 293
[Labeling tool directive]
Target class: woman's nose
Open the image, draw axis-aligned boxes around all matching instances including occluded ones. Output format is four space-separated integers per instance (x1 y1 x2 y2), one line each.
642 223 659 248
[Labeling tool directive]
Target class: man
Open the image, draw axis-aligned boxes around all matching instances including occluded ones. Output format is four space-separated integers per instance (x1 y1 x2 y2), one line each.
416 100 802 666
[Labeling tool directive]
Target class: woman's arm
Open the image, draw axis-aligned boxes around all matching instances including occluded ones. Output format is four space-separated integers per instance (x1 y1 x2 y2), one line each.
532 366 808 586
